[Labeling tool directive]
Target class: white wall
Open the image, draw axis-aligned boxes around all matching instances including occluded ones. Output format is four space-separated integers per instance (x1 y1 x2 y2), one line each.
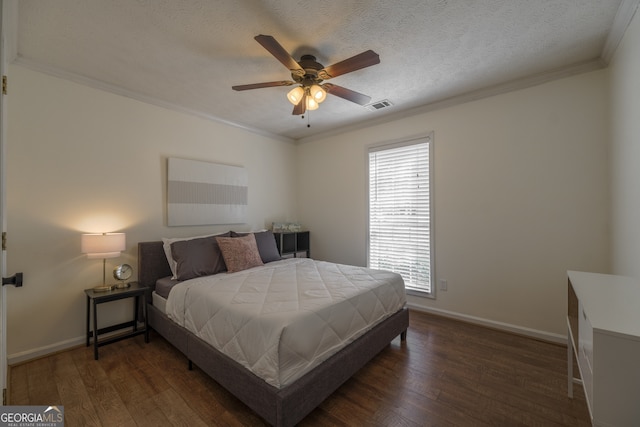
6 65 298 362
297 70 610 338
7 29 625 359
610 10 640 278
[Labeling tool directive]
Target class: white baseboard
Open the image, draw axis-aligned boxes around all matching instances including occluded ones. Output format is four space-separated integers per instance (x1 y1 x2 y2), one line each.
9 304 566 365
8 336 85 365
7 327 137 365
406 303 567 345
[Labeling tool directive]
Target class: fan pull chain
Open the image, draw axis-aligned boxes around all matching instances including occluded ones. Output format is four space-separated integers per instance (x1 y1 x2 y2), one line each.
301 108 312 127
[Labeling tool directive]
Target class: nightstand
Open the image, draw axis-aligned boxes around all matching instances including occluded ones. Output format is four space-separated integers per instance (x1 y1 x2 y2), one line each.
85 282 149 360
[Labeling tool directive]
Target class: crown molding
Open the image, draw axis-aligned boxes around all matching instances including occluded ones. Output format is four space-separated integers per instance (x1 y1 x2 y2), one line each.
297 58 604 144
11 54 606 147
11 56 295 145
601 0 640 64
11 0 631 146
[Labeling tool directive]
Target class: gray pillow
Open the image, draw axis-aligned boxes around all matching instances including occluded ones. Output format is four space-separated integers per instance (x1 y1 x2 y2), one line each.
170 232 230 281
231 230 281 263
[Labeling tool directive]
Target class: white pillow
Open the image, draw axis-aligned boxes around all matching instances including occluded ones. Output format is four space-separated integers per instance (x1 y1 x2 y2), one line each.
162 233 224 279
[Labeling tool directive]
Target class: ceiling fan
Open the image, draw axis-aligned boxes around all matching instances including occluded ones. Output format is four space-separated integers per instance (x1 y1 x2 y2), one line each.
232 35 380 115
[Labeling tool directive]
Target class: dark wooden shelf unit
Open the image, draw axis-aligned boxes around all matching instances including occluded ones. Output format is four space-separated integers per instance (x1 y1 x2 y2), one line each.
274 230 310 258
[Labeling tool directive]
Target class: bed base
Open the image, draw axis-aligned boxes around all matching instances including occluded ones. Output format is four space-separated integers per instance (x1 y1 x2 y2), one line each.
139 241 408 427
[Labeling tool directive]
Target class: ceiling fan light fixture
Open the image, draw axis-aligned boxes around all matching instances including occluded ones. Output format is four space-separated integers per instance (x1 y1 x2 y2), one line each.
234 35 380 120
309 84 326 103
287 86 305 105
305 95 319 111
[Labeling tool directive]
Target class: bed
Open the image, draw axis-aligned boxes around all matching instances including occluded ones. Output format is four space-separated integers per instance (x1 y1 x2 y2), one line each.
138 232 409 426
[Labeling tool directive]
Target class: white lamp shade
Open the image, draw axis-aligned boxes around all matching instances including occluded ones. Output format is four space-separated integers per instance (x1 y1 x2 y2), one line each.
287 86 305 105
309 84 326 103
305 96 319 110
81 233 125 259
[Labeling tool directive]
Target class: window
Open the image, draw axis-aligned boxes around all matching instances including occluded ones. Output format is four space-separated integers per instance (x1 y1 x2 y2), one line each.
367 135 434 296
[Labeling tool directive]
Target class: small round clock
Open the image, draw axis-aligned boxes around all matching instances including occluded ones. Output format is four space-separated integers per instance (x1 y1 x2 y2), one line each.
113 264 133 288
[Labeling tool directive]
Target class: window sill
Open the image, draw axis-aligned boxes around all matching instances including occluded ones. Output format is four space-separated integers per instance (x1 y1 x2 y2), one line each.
406 288 435 299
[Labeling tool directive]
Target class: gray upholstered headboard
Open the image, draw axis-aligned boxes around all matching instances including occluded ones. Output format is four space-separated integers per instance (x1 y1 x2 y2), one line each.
138 241 172 291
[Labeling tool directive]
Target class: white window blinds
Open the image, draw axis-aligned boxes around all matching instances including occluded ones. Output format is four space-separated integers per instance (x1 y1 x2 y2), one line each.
368 137 433 295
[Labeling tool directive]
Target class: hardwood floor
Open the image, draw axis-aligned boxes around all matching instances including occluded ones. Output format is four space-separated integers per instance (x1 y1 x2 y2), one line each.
9 310 591 426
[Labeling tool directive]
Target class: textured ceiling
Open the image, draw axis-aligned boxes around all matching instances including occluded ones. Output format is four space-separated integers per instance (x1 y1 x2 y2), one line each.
11 0 635 141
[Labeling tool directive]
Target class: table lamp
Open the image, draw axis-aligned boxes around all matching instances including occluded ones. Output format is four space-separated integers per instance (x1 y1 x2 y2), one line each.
81 232 125 291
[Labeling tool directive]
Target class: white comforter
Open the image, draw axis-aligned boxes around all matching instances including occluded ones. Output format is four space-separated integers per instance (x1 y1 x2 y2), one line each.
165 257 406 388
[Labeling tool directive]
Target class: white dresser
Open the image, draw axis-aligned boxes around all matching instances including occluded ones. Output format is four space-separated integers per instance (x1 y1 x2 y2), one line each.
567 271 640 426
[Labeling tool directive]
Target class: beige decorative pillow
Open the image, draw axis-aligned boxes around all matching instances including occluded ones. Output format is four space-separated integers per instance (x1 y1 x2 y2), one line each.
216 233 264 273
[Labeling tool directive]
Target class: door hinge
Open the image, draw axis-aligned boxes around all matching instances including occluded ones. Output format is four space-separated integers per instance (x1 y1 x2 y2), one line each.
2 75 6 95
2 232 6 250
3 388 6 405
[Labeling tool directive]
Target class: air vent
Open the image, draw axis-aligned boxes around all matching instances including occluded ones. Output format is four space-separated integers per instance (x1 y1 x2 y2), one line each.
365 99 393 111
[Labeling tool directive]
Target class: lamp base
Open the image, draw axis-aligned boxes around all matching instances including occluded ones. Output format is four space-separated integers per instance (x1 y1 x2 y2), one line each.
92 284 115 292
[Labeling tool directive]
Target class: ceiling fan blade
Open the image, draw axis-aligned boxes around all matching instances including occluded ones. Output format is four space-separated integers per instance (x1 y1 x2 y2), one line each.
317 50 380 80
255 35 305 77
323 83 371 105
292 96 306 115
232 81 294 91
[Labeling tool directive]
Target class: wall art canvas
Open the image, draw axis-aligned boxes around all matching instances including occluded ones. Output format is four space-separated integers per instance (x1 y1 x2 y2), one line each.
167 157 248 226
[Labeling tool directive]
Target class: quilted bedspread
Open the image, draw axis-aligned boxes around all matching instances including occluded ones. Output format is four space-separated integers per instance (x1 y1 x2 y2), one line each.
165 257 406 388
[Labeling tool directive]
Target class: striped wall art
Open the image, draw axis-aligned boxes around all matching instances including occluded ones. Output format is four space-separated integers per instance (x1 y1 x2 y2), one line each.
167 157 248 226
